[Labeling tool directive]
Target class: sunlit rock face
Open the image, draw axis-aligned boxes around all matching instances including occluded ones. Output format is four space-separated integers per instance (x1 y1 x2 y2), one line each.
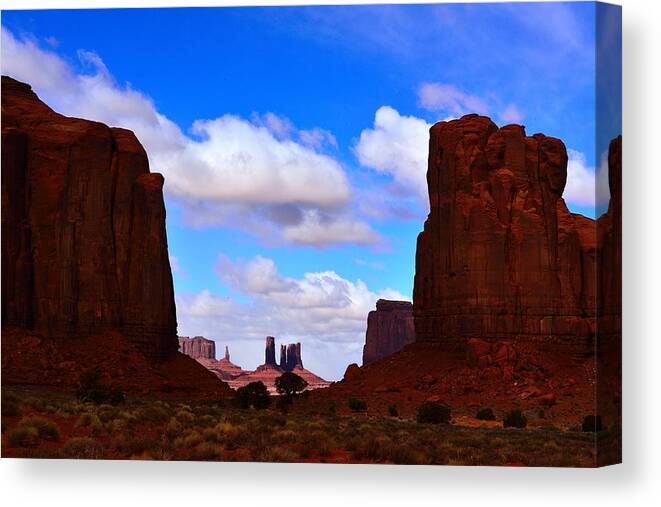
413 114 600 353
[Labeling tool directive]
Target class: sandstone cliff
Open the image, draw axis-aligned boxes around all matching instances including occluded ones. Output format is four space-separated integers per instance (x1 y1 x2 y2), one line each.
362 299 416 365
1 76 230 397
310 116 621 433
1 76 176 359
413 115 597 351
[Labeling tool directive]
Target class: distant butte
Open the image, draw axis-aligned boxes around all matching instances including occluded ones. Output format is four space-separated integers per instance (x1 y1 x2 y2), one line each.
229 336 329 394
362 299 416 365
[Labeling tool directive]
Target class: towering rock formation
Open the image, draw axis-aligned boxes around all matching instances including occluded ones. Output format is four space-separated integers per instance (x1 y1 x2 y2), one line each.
597 136 622 343
224 345 230 361
1 76 176 358
362 299 416 365
413 115 597 351
282 342 303 371
279 344 287 368
315 119 620 434
265 336 277 366
178 336 216 360
1 76 231 397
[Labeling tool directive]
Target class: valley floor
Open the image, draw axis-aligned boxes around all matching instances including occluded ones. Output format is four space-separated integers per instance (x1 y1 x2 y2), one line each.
1 387 619 466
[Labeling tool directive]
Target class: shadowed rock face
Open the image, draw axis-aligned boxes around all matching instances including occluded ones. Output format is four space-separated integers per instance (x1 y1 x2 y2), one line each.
1 76 177 358
413 115 598 351
362 300 416 365
282 342 303 371
265 336 277 366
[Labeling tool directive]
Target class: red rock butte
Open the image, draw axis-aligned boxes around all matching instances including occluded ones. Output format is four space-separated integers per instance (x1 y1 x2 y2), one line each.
1 76 230 397
309 115 621 434
413 115 620 353
362 299 415 365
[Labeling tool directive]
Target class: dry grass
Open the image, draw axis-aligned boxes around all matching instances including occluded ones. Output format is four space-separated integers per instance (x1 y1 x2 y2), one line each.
0 387 613 466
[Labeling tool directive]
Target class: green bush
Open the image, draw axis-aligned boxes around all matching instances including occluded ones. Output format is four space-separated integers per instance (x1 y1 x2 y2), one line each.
416 401 451 424
388 405 399 417
347 397 367 412
503 410 527 429
60 437 105 459
76 369 125 405
476 407 496 421
234 381 271 410
581 415 603 432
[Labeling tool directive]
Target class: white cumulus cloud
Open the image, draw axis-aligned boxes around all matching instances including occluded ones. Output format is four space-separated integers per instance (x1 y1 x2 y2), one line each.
1 27 378 248
418 82 489 116
562 149 612 212
354 106 432 204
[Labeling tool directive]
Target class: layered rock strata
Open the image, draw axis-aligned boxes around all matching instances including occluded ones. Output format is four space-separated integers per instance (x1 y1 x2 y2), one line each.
413 115 598 351
178 336 215 360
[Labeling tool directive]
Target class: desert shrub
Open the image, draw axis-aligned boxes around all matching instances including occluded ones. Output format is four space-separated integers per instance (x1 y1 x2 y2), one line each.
114 434 158 456
2 390 21 417
388 405 399 417
21 396 46 412
135 404 170 424
165 417 183 440
17 416 60 440
389 443 430 465
175 409 195 425
347 397 367 412
258 445 298 463
60 437 105 459
416 401 451 424
96 404 120 423
191 441 221 460
581 415 603 433
270 414 287 428
202 427 219 443
75 412 103 434
76 369 125 405
7 426 40 448
234 381 271 410
476 407 496 421
197 414 217 428
273 429 298 444
174 430 203 449
108 418 127 433
503 410 528 429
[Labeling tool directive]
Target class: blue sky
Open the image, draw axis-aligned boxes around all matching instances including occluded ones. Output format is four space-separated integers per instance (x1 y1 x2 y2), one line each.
1 3 619 379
